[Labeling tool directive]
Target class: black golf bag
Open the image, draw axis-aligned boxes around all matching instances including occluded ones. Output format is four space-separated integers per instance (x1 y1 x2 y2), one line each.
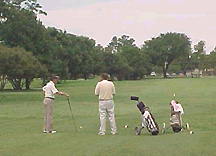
131 96 159 136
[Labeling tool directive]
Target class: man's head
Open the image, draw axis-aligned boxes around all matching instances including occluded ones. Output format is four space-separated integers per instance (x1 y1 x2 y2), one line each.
100 73 109 81
50 75 60 84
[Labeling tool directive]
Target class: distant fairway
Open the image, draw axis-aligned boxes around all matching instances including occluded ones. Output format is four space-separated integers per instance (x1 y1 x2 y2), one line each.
0 78 215 156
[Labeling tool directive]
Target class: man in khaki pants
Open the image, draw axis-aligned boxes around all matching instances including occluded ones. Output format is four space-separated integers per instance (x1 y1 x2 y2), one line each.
95 73 117 135
42 76 69 134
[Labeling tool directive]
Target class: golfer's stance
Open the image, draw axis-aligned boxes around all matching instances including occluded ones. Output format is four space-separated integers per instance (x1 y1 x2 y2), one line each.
95 73 117 135
42 76 69 134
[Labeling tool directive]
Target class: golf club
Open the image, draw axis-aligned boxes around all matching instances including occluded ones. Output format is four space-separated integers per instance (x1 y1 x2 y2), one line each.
67 97 78 132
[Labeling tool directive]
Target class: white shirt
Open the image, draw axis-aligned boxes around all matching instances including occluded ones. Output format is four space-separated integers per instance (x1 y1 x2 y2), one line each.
95 80 116 100
42 81 59 99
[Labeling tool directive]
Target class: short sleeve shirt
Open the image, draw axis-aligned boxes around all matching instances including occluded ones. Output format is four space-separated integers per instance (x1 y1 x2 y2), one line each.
95 80 116 100
42 81 59 98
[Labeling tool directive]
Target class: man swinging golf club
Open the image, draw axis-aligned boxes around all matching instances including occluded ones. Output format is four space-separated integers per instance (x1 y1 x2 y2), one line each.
95 73 117 135
42 75 69 134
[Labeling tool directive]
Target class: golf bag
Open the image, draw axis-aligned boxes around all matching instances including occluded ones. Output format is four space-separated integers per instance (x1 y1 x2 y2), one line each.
170 100 184 133
131 96 159 136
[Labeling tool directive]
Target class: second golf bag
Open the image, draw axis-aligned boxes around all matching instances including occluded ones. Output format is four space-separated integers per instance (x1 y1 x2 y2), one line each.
170 100 184 133
131 96 159 136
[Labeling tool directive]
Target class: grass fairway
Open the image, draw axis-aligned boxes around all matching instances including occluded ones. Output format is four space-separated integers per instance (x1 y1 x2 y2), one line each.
0 78 216 156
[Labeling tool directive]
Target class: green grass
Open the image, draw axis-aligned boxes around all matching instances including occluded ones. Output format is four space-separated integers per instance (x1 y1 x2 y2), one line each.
0 78 216 156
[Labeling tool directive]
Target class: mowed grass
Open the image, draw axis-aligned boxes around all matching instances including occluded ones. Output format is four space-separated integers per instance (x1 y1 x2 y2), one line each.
0 78 216 156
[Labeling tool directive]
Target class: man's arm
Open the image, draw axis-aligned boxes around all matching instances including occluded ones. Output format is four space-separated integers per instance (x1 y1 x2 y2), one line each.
95 83 100 96
112 83 116 95
56 91 69 97
51 84 69 97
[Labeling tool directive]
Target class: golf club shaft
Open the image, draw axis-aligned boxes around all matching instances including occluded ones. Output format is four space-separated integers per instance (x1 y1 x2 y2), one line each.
67 98 78 132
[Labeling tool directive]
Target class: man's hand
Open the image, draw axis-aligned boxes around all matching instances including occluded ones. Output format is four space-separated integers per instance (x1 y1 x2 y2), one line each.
57 91 69 97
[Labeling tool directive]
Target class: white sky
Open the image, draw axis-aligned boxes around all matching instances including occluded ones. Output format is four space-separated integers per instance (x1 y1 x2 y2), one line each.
38 0 216 53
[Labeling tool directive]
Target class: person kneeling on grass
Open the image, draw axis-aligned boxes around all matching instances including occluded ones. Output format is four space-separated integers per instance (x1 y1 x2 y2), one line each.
42 75 69 134
95 73 117 135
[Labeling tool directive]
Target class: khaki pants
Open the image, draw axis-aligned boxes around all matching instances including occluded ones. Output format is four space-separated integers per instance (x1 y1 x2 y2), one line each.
99 100 117 134
43 98 54 132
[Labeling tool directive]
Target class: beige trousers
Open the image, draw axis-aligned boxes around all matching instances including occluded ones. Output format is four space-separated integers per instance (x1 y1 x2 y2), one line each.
43 98 54 132
99 100 117 134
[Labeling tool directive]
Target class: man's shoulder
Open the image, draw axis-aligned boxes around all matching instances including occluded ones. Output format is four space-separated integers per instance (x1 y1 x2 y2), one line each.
47 81 55 87
101 80 114 84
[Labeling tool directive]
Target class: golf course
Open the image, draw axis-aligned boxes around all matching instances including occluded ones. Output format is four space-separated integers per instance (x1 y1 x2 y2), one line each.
0 77 215 156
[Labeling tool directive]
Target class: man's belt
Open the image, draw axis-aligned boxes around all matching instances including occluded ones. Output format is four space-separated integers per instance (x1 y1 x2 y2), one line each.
99 99 112 101
45 97 55 100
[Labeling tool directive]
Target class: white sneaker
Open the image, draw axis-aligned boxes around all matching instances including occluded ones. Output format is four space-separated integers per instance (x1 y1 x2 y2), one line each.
49 130 57 134
98 132 105 136
43 130 57 134
43 130 48 133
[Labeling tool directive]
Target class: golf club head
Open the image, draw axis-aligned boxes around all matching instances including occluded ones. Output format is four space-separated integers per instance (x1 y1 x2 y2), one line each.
131 96 139 101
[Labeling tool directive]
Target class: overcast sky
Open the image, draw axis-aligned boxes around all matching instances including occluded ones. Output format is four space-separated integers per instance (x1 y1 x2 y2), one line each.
38 0 216 53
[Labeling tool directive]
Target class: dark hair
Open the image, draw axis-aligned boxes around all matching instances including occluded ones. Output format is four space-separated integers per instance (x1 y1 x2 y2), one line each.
50 75 60 81
100 73 109 80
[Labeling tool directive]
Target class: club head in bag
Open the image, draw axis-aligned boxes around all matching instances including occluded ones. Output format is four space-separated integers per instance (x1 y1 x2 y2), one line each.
131 96 139 101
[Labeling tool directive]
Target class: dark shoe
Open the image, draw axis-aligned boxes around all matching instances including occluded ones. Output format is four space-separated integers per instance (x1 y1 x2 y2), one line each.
98 132 105 136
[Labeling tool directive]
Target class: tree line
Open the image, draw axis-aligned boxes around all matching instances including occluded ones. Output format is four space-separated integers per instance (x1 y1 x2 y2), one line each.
0 0 216 90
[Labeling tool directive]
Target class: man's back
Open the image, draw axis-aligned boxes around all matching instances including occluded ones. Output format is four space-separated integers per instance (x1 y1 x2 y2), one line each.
95 80 116 100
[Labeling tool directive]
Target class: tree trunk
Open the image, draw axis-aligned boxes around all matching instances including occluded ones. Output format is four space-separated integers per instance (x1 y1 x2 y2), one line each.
163 64 169 78
163 68 167 78
25 78 33 90
84 74 88 80
8 78 23 90
0 75 7 90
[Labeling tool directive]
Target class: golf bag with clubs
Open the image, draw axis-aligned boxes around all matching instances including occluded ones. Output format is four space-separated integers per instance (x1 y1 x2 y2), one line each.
169 100 184 133
131 96 159 136
161 100 191 134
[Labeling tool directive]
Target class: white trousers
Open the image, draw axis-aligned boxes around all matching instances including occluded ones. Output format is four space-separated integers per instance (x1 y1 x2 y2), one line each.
99 100 117 134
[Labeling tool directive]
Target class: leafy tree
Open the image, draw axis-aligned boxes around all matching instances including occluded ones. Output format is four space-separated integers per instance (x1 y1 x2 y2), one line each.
121 46 152 79
104 35 152 80
106 35 136 53
0 44 8 90
0 8 47 55
194 41 206 55
142 32 191 78
0 0 46 19
210 47 216 54
0 45 47 90
103 52 132 80
91 44 106 75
